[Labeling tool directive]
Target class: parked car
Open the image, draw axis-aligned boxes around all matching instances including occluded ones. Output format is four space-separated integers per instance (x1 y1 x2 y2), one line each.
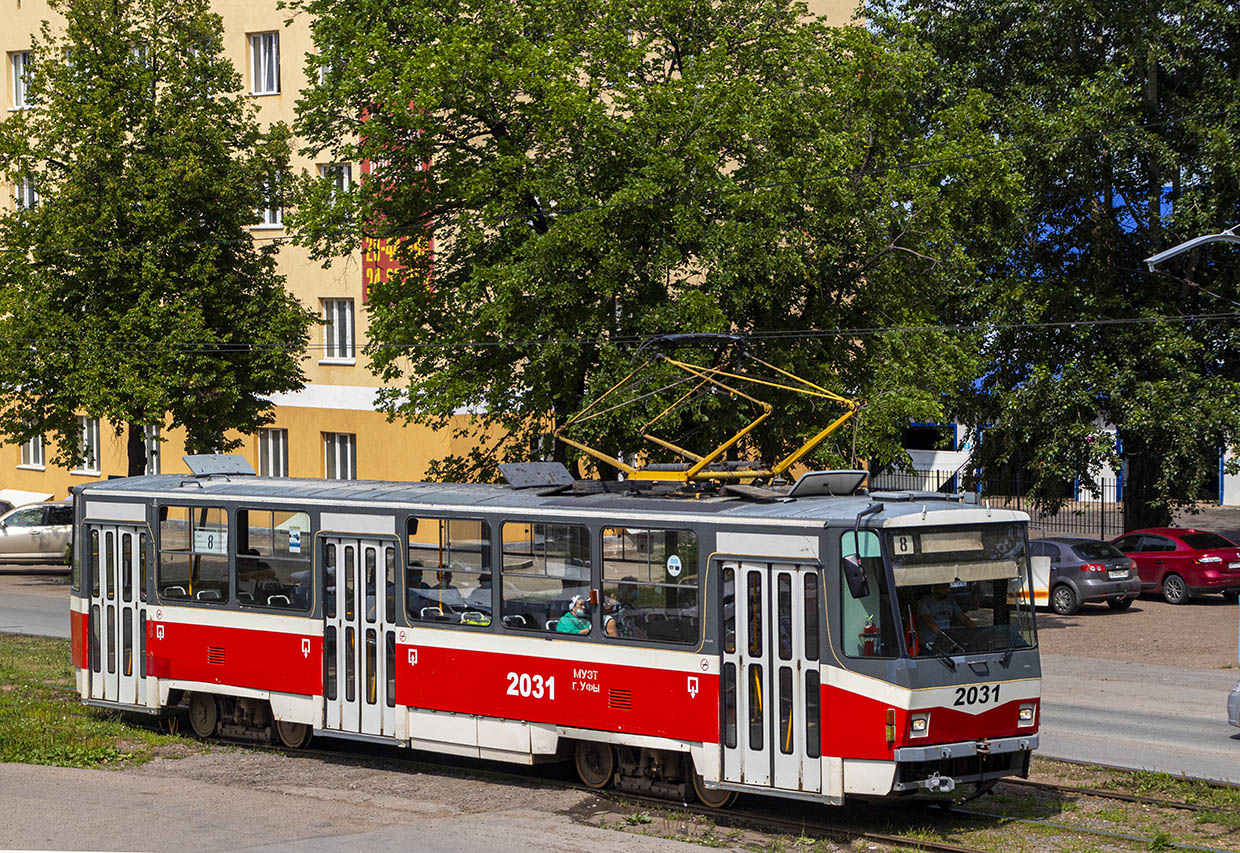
0 500 72 564
1230 682 1240 728
1110 528 1240 604
1027 537 1142 615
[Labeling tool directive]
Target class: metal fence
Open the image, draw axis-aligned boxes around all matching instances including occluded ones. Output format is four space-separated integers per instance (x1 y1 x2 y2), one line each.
869 469 1124 540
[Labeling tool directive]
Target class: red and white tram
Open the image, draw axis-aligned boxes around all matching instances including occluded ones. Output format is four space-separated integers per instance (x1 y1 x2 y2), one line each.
69 461 1040 806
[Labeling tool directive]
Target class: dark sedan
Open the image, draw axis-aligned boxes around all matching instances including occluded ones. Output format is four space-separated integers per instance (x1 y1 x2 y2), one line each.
1028 537 1141 615
1110 528 1240 604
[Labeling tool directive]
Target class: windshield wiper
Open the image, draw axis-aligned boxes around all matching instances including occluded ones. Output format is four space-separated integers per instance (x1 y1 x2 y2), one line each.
927 638 957 671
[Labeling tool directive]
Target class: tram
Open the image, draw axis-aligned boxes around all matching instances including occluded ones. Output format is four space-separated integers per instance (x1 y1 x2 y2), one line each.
69 459 1040 806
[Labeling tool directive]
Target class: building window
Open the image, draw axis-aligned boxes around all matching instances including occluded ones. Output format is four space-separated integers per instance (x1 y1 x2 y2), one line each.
15 177 37 209
19 434 44 469
324 432 355 480
256 178 282 227
11 51 32 109
258 428 288 477
322 298 354 361
320 163 351 201
73 415 100 475
143 425 160 475
249 32 279 95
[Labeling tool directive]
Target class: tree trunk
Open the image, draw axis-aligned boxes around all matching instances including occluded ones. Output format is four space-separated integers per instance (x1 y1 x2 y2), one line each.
126 422 147 477
1122 437 1173 530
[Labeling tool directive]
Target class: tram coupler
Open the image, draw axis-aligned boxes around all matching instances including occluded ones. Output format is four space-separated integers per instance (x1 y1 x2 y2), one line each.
922 772 956 793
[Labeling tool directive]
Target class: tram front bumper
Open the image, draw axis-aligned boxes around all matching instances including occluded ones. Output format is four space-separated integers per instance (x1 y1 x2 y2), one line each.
891 733 1038 792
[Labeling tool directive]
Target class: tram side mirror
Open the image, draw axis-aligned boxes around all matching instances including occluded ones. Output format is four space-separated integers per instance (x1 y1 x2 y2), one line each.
841 553 870 599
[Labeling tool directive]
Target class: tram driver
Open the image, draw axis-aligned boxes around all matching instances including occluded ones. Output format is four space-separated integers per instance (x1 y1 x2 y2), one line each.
916 582 976 652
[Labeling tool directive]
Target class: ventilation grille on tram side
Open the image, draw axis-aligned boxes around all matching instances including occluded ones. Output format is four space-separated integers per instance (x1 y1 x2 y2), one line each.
608 688 632 710
206 647 226 666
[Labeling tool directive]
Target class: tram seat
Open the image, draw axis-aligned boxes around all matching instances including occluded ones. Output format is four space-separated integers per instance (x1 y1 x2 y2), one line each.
238 592 254 602
502 615 528 628
163 586 187 599
545 620 558 631
421 607 450 621
267 594 290 606
196 589 222 601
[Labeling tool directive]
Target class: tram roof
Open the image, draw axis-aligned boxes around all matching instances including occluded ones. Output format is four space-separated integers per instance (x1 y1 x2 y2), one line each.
75 474 1028 527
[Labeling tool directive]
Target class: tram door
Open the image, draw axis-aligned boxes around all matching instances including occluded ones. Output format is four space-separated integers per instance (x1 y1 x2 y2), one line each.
86 526 148 705
720 561 822 794
323 537 399 737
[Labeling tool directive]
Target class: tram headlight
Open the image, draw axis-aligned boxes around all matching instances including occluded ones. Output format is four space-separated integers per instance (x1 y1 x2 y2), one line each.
909 712 930 738
1018 702 1036 727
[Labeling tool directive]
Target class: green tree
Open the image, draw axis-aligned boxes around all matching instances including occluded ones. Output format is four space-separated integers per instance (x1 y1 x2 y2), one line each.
873 0 1240 526
293 0 1025 480
0 0 315 474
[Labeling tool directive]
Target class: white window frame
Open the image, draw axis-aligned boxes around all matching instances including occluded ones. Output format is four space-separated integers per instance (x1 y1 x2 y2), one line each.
319 163 351 201
255 177 282 228
249 32 280 95
324 432 356 480
143 424 161 475
15 177 37 210
321 298 355 363
18 434 44 470
73 415 100 475
10 51 32 110
258 428 289 477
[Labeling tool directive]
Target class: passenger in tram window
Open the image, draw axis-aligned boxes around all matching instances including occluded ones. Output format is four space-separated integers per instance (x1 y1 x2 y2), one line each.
467 573 492 612
916 583 976 651
601 594 620 638
556 595 591 635
432 570 466 610
615 577 643 637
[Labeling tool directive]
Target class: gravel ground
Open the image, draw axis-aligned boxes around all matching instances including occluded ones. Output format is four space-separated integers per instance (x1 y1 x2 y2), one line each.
1035 503 1240 671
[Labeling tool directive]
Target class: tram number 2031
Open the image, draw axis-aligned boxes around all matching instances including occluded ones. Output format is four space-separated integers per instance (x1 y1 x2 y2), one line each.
953 684 1000 707
506 671 556 701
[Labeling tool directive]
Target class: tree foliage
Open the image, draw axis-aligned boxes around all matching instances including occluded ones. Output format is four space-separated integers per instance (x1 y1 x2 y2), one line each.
293 0 1026 480
0 0 315 473
873 0 1240 525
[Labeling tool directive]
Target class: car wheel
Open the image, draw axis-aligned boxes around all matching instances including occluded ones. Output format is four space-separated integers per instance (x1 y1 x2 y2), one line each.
1106 597 1134 611
1050 584 1078 616
1161 573 1189 605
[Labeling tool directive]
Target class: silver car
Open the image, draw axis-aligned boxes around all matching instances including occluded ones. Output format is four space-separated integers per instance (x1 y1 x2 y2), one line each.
0 500 73 563
1230 682 1240 728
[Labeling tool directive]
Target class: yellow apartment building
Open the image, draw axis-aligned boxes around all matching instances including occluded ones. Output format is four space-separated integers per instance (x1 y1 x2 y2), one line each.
2 0 857 501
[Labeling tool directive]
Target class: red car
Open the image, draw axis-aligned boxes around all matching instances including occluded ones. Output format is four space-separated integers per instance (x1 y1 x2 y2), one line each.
1110 528 1240 604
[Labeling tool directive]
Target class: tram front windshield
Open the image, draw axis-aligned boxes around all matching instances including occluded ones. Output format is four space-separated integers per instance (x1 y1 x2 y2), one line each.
840 524 1035 659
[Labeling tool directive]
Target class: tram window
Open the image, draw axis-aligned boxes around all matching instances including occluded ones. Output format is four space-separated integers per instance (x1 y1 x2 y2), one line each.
840 531 895 658
345 626 355 702
365 628 377 704
344 546 355 620
777 573 792 661
235 509 312 610
121 533 133 603
804 573 820 662
385 548 396 623
408 517 492 626
778 666 793 754
501 522 590 634
746 571 763 657
723 662 738 749
600 527 698 644
105 532 115 600
364 547 377 624
90 530 100 597
385 631 396 708
139 610 147 678
106 605 116 674
805 670 821 758
139 534 147 603
324 626 337 700
90 604 100 673
325 543 337 619
747 664 764 750
722 567 736 654
158 505 229 604
122 608 133 677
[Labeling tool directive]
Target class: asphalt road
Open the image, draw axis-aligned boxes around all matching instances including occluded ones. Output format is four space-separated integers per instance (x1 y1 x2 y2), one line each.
4 568 1238 784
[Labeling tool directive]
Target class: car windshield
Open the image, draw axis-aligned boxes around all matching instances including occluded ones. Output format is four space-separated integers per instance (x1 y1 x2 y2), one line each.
1071 540 1124 560
1180 532 1234 550
886 524 1036 658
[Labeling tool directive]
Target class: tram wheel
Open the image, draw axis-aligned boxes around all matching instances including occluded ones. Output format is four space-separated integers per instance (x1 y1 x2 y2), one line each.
188 692 218 739
1161 573 1189 605
574 740 615 790
691 772 738 809
275 720 312 749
